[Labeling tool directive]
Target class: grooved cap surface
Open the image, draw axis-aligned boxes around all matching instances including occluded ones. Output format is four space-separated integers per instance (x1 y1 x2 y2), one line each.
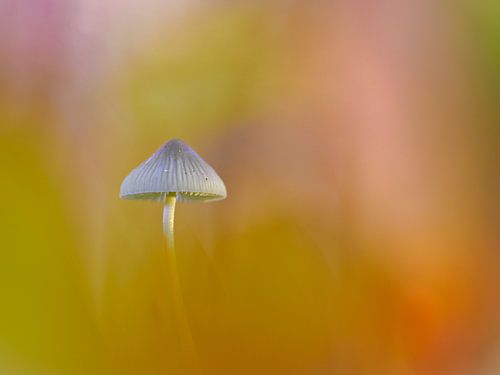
120 139 227 202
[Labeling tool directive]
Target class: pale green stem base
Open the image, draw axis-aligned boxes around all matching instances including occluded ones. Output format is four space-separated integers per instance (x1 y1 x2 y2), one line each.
163 193 199 370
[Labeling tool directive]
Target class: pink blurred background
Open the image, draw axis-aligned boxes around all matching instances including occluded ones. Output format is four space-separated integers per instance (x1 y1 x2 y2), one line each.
0 1 498 374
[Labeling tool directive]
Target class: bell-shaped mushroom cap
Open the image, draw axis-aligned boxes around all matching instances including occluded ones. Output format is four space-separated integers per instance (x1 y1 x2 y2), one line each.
120 139 227 202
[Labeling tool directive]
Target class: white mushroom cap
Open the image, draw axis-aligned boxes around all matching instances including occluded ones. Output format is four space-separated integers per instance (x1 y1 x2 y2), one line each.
120 139 227 202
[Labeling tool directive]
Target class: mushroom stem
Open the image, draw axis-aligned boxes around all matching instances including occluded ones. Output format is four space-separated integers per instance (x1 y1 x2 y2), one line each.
162 193 176 247
162 193 198 368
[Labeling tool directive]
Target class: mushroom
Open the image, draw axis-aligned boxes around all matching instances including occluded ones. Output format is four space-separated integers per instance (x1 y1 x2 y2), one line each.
119 138 226 360
120 138 226 247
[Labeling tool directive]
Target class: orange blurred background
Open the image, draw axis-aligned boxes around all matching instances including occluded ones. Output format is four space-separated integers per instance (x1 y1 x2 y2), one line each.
0 1 498 374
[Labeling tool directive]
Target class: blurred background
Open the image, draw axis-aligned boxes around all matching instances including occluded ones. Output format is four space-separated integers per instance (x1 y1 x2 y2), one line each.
0 0 498 374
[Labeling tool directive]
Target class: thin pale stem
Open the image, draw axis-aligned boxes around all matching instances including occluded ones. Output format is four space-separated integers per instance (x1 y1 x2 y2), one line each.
162 193 199 371
163 193 176 249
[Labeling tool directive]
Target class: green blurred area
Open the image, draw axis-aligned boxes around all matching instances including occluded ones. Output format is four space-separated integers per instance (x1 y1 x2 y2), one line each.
124 7 291 138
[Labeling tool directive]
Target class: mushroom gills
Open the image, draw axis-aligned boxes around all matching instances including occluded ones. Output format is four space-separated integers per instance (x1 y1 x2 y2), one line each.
177 191 222 201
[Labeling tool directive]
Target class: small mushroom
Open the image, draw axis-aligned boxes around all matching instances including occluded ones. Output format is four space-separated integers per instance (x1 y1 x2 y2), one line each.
120 138 226 247
120 138 226 359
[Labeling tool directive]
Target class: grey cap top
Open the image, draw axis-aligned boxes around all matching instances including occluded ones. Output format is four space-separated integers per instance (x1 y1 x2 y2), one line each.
120 139 227 202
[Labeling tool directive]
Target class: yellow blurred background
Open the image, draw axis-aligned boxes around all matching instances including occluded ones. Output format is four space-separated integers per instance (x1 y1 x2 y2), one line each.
0 1 498 374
